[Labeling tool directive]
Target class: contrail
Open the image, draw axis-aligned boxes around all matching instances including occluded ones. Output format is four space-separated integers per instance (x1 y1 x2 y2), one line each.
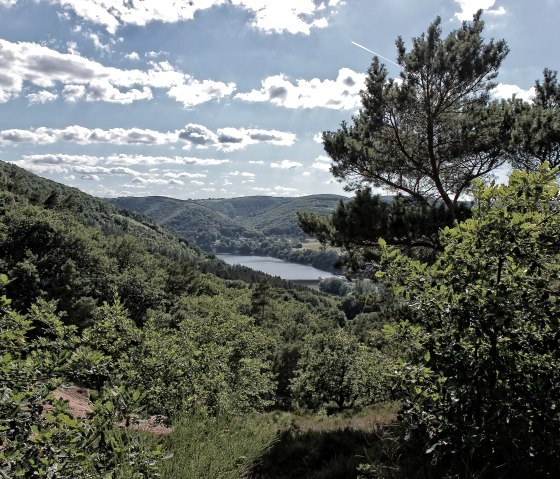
351 41 402 68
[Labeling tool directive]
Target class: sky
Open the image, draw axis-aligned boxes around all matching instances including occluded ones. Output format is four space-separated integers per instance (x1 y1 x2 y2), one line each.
0 0 557 199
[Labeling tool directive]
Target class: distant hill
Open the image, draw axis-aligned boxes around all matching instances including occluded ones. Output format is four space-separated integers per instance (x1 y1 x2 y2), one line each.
112 194 348 247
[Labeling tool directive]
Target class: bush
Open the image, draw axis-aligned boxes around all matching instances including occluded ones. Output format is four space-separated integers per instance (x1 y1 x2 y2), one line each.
379 166 560 477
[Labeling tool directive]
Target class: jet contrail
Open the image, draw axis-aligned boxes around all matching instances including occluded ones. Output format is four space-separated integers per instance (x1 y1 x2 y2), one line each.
351 41 402 68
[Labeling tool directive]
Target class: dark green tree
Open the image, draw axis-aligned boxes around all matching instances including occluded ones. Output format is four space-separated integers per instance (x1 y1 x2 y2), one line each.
511 68 560 171
299 12 513 259
326 12 510 211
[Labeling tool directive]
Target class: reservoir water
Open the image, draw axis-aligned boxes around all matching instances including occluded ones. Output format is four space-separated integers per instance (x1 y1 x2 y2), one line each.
217 254 337 281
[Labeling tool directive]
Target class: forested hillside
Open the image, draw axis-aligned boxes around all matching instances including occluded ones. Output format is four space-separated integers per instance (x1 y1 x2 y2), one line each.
112 193 349 272
1 159 397 478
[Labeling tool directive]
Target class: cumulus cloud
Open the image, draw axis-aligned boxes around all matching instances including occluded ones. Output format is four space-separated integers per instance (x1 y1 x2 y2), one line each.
178 123 296 151
0 123 296 151
311 155 332 172
27 90 58 104
231 0 332 35
228 171 256 177
492 83 535 103
163 171 206 179
454 0 506 21
311 162 331 172
103 154 230 166
167 79 235 108
235 68 366 109
272 185 298 195
6 0 342 35
178 124 218 148
0 39 234 106
124 51 140 61
0 125 177 145
9 153 230 177
131 177 184 186
270 160 302 169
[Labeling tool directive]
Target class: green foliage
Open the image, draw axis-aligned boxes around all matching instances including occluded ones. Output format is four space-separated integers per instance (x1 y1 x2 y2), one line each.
318 277 349 296
0 279 161 478
291 329 388 411
379 166 560 477
299 191 472 268
160 412 280 479
511 68 560 171
324 12 511 211
299 12 521 265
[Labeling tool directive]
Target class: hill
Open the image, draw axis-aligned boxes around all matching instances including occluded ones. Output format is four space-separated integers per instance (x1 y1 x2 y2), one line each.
112 194 347 248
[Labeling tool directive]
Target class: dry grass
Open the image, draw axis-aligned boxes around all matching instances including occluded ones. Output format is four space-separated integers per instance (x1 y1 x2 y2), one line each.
292 240 341 253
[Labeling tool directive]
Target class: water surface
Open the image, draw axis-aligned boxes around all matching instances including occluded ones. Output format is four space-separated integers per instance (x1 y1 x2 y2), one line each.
217 254 336 281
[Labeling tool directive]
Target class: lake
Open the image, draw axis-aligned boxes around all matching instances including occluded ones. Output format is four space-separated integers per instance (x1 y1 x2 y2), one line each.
217 254 337 281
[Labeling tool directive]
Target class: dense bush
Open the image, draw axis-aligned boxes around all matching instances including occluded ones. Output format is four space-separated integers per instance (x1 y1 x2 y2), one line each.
379 166 560 477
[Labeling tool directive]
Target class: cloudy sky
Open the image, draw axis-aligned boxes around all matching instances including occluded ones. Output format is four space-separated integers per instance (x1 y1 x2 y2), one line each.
0 0 557 199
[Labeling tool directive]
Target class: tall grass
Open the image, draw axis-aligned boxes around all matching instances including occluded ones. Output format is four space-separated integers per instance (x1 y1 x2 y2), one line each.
160 413 281 479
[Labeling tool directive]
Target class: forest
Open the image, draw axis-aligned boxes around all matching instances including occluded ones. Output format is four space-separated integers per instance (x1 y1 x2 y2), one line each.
1 11 560 479
112 194 347 273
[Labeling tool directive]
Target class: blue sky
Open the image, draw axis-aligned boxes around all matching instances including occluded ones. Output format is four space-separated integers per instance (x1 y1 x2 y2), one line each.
0 0 557 199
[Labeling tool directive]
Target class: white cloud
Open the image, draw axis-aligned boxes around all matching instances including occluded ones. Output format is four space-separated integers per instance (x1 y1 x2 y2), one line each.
228 171 256 177
178 123 218 148
62 84 86 102
179 123 296 151
167 79 235 108
0 39 234 106
105 154 230 166
190 180 205 185
163 172 206 179
454 0 506 21
311 162 331 172
273 185 298 195
313 133 323 144
0 125 177 145
236 68 366 109
0 129 54 144
249 160 264 164
86 31 110 52
124 51 140 61
81 174 100 181
85 80 153 103
231 0 331 35
19 0 342 36
270 160 302 169
9 154 230 177
132 177 184 186
0 124 294 149
492 83 535 103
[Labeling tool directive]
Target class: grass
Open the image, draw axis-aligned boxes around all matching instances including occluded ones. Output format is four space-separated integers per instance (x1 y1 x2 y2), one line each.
159 412 282 479
292 240 340 253
248 404 400 479
156 404 405 479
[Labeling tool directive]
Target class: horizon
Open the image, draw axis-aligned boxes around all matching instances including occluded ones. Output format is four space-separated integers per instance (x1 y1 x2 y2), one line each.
0 0 556 199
